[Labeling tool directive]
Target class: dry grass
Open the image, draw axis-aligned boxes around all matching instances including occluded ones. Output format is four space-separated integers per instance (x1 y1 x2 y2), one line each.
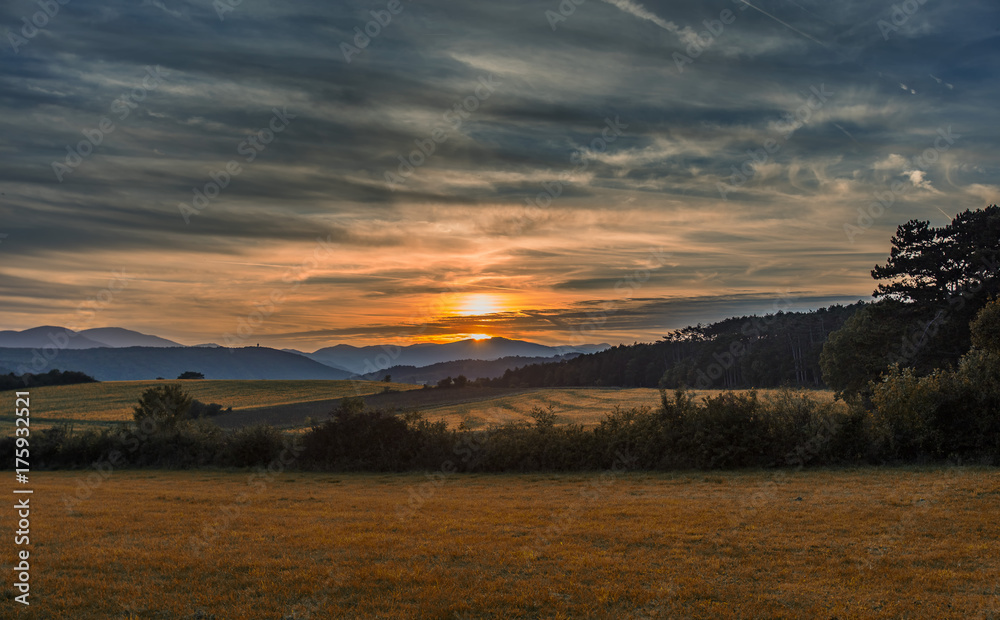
422 387 837 429
0 380 422 433
5 467 999 619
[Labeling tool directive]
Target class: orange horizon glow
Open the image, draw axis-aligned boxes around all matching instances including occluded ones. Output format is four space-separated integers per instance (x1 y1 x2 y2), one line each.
453 293 505 316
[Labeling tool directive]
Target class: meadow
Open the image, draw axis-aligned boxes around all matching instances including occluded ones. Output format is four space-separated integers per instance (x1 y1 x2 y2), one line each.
418 387 837 430
0 380 423 433
0 380 838 433
4 468 998 619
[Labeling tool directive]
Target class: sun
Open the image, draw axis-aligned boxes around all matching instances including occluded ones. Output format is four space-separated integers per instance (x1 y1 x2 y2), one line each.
454 293 503 316
468 334 492 340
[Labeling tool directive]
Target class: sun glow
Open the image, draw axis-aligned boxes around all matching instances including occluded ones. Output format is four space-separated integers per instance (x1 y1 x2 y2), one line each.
468 334 492 340
454 293 504 316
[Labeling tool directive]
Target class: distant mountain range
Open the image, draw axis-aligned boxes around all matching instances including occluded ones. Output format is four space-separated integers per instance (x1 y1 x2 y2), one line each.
0 326 610 381
0 347 353 381
358 353 584 384
292 337 609 375
0 326 182 349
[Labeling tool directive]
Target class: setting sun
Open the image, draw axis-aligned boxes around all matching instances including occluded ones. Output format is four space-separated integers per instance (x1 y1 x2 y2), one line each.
468 334 492 340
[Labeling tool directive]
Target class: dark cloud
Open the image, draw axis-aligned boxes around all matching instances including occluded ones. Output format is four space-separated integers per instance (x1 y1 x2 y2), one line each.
0 0 996 345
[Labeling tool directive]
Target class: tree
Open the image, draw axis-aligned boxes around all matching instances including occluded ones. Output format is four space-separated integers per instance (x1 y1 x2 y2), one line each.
133 384 193 428
971 298 1000 354
824 205 1000 397
382 374 392 382
453 375 468 388
437 376 453 389
177 371 205 380
819 303 908 398
872 206 1000 305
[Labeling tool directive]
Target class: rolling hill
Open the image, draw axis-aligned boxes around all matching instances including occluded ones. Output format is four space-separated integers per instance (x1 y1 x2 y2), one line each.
299 337 609 374
0 346 353 381
358 353 583 384
0 326 182 349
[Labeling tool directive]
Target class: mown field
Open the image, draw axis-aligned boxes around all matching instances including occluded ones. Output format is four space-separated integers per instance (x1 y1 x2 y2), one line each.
1 381 839 434
0 380 423 433
3 468 998 619
419 387 837 430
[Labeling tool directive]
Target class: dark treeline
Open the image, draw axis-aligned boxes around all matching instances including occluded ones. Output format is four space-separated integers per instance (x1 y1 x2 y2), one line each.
481 304 860 390
0 368 97 391
8 295 1000 474
11 376 999 474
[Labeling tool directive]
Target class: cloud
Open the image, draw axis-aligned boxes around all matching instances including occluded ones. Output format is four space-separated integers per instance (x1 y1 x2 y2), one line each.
0 0 997 346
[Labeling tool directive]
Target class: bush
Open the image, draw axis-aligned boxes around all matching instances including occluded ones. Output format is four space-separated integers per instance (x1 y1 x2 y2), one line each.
222 425 287 467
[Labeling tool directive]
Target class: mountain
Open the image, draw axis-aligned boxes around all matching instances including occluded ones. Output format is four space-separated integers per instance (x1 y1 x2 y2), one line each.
359 353 584 384
302 337 610 374
79 327 183 348
0 326 110 349
0 346 353 381
0 326 182 349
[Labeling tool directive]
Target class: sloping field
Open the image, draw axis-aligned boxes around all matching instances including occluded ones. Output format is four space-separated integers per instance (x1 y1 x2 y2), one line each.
418 387 837 430
0 380 422 433
211 386 536 429
10 468 1000 618
206 386 838 430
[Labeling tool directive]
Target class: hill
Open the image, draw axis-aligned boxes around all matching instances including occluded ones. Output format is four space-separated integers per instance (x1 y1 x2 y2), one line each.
358 353 583 384
483 303 862 390
0 379 420 432
0 326 183 349
0 326 109 349
0 346 354 381
79 327 183 347
301 337 609 374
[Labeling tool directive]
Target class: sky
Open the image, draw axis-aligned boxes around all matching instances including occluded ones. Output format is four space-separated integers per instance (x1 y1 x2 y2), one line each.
0 0 997 350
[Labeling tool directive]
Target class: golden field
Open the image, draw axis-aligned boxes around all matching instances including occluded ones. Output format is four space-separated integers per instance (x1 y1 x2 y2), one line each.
3 467 999 619
0 380 839 434
0 380 423 433
419 387 837 429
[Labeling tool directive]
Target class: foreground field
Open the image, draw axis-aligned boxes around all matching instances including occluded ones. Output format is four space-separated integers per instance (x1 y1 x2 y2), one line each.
0 380 423 433
4 468 999 618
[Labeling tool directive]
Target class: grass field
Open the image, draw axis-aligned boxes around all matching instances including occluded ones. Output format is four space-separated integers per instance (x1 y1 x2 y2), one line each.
418 387 837 430
4 468 998 619
0 380 423 433
0 382 838 434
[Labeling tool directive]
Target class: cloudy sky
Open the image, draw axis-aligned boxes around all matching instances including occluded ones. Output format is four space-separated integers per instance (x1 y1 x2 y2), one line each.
0 0 997 349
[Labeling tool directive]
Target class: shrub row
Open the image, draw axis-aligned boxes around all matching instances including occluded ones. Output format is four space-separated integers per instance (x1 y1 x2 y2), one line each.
11 383 998 472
